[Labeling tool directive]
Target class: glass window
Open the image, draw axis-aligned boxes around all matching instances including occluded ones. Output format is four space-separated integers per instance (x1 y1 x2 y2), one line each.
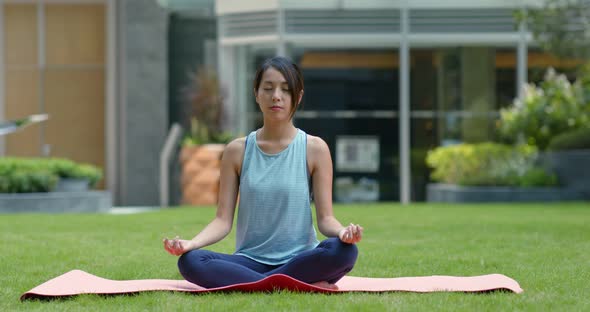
293 49 400 201
410 47 517 200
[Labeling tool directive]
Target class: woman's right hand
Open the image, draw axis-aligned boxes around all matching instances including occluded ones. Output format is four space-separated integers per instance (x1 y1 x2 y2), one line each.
163 236 194 256
338 223 363 244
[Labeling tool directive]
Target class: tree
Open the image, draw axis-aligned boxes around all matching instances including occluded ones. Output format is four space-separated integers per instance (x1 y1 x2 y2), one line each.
517 0 590 59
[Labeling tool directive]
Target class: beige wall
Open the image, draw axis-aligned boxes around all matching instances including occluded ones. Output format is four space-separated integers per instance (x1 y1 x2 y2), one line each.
3 4 40 157
2 2 106 187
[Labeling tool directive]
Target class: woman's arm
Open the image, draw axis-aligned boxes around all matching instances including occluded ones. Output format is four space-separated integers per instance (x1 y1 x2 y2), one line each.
307 135 363 244
164 138 244 256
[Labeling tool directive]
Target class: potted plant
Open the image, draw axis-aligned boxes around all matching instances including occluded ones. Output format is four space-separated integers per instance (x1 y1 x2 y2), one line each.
179 67 232 206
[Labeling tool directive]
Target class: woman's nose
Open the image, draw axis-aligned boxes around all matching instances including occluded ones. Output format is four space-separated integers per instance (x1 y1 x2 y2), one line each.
272 89 281 101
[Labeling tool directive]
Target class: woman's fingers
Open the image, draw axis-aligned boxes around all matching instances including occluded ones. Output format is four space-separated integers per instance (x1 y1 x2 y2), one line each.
348 224 363 243
163 237 186 256
163 238 175 254
340 224 364 244
356 224 363 241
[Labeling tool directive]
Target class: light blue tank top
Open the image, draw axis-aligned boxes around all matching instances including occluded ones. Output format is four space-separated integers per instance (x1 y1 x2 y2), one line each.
235 129 319 265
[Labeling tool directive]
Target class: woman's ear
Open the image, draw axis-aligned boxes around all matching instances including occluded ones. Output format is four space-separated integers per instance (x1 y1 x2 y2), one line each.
298 90 304 105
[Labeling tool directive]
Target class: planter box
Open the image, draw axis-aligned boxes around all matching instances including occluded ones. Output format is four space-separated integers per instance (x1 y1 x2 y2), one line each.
426 183 585 203
0 191 112 213
540 150 590 199
180 144 225 206
55 178 90 192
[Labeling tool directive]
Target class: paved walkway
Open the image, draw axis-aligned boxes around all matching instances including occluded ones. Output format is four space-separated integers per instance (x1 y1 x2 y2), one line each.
107 206 161 215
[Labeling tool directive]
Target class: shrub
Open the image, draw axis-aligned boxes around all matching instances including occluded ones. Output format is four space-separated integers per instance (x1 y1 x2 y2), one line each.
0 158 102 193
519 167 558 187
575 62 590 105
499 68 590 150
426 142 557 187
48 158 102 187
547 125 590 151
0 170 58 193
68 164 102 187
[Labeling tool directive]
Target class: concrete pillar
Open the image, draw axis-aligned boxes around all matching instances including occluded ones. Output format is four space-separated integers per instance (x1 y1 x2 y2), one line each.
118 0 168 205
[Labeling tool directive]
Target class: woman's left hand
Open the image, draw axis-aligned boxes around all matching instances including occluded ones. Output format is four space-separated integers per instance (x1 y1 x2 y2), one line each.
338 223 363 244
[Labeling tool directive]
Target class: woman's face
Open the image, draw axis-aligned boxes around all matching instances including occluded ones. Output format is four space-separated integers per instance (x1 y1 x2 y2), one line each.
255 67 300 121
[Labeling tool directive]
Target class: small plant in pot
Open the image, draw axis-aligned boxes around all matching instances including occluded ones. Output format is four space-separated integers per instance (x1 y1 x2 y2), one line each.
180 67 233 206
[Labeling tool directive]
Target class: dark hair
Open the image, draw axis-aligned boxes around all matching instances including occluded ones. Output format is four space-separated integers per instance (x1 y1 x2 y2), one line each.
253 56 304 118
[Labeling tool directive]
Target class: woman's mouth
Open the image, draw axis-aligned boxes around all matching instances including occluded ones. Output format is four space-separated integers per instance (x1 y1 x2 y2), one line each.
270 106 283 111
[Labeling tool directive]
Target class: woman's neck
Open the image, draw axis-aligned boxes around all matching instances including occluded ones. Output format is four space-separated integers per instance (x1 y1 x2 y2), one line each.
258 121 297 142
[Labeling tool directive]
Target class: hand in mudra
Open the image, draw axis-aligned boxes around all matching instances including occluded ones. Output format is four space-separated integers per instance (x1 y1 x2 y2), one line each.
339 223 363 244
163 236 193 256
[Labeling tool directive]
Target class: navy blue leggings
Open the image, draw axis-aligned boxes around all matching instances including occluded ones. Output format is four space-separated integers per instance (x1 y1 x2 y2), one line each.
177 237 358 288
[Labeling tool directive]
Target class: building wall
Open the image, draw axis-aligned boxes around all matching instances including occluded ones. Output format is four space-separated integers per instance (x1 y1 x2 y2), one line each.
119 0 168 205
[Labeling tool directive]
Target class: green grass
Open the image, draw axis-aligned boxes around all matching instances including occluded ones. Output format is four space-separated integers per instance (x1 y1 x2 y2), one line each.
2 203 589 311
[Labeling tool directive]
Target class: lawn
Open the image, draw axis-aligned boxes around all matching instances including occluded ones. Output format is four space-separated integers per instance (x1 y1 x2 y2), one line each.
1 203 589 311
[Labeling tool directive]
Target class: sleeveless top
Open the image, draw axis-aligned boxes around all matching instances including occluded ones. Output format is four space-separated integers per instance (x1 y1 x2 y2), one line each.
234 129 320 265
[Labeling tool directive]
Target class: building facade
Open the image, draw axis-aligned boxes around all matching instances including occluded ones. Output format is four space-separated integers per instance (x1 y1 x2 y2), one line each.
0 0 581 205
213 0 581 203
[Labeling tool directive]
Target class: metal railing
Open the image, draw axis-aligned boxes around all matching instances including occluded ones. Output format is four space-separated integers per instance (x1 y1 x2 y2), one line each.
159 123 183 208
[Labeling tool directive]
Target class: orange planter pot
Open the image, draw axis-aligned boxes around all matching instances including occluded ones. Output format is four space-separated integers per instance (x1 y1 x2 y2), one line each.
180 144 226 206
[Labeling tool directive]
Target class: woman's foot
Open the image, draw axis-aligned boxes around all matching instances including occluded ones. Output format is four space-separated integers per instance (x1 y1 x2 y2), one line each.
311 281 339 290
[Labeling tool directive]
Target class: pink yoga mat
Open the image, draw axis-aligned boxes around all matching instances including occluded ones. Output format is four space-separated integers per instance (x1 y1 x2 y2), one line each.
20 270 523 300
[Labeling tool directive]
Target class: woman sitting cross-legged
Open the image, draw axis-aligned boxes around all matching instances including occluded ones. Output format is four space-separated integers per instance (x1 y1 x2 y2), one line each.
163 56 363 290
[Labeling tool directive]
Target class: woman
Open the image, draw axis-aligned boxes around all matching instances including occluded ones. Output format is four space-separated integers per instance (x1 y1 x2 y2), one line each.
163 56 363 290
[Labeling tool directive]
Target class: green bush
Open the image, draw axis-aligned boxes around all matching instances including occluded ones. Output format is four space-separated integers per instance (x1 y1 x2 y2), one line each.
547 127 590 150
47 158 102 187
0 158 102 193
0 170 58 193
575 62 590 105
499 68 590 150
426 142 557 187
68 164 102 187
519 168 558 187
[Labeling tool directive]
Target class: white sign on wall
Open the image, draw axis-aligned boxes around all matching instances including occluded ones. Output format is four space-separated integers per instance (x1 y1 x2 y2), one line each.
335 136 380 173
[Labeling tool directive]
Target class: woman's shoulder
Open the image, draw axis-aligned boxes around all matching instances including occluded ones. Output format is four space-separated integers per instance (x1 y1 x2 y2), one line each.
222 137 248 173
225 136 247 155
306 134 330 154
